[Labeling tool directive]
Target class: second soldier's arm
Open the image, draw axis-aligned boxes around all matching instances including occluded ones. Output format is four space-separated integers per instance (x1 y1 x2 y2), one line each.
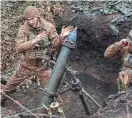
104 42 126 59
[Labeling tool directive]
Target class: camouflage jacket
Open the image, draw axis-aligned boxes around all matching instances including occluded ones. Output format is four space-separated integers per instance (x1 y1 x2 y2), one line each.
104 42 132 70
16 18 61 66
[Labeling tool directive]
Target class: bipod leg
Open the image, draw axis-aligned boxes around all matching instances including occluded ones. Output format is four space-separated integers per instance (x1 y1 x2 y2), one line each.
82 88 101 108
71 78 90 115
59 86 71 95
78 91 90 115
66 67 101 115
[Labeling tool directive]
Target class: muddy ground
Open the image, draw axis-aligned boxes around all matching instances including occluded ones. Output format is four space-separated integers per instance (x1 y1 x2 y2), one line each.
1 1 132 118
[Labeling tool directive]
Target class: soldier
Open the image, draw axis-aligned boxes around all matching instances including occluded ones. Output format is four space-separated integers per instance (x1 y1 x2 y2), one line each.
1 6 73 101
104 30 132 91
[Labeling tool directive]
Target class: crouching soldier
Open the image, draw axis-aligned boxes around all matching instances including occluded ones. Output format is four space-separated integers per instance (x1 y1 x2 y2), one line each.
104 30 132 91
1 6 73 102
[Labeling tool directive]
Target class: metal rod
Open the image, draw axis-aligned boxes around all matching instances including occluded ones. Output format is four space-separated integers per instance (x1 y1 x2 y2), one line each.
19 113 66 118
82 88 101 108
59 87 71 95
78 92 90 115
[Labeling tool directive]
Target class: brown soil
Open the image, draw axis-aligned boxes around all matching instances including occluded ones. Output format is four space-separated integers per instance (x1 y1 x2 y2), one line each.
1 1 132 118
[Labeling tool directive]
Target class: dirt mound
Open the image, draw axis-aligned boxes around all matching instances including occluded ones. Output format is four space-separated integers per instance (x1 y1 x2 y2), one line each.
61 14 132 51
94 87 132 118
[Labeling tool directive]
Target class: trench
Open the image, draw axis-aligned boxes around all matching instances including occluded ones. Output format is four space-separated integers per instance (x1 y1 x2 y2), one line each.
1 1 132 118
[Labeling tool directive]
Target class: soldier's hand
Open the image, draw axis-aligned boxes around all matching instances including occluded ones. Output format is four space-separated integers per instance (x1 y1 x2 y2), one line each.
32 32 47 44
119 39 128 47
60 25 74 38
36 32 47 41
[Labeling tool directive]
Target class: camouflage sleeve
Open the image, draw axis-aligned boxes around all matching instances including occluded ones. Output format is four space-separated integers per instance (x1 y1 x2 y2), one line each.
48 25 61 50
104 42 126 59
16 25 34 53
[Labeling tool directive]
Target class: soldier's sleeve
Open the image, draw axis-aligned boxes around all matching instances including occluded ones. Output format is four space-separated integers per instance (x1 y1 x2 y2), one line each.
104 42 126 59
15 25 35 53
48 24 62 50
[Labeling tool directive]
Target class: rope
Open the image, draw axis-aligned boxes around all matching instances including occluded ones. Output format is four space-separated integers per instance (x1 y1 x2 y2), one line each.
2 92 39 118
3 106 44 118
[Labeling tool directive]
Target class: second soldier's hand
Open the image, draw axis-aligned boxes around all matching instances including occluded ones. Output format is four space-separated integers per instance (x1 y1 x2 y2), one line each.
119 39 128 47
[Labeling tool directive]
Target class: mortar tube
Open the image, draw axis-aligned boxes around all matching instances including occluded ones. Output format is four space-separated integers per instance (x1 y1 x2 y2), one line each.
37 28 77 113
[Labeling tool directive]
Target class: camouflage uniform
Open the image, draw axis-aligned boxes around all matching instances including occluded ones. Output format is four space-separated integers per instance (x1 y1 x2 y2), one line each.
104 37 132 90
3 6 62 93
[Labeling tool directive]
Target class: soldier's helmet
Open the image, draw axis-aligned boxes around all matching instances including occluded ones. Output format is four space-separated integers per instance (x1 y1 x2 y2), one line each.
23 6 40 19
127 30 132 44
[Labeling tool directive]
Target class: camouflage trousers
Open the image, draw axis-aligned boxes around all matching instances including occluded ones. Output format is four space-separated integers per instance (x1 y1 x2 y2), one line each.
117 70 132 90
4 60 51 93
